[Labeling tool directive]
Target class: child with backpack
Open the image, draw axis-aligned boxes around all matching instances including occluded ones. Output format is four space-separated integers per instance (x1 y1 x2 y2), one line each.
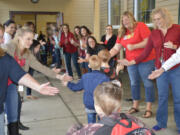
66 81 155 135
63 55 110 124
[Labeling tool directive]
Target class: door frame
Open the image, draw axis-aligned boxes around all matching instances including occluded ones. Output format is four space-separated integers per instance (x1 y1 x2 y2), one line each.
9 11 64 31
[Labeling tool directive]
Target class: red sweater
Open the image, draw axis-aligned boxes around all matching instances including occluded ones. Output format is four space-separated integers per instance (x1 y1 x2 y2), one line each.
135 24 180 69
60 32 77 53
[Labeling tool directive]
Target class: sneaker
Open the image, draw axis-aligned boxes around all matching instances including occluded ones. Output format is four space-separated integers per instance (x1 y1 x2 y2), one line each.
152 125 165 131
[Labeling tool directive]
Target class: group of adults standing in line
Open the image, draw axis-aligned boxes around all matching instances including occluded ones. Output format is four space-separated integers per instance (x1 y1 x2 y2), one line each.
110 7 180 134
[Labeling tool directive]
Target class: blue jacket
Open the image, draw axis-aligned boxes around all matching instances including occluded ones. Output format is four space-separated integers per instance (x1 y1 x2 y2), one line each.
67 70 110 109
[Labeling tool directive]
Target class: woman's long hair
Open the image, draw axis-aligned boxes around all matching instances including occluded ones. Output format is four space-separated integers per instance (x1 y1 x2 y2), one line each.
118 11 136 39
80 25 92 38
86 36 98 51
12 26 34 56
74 26 81 40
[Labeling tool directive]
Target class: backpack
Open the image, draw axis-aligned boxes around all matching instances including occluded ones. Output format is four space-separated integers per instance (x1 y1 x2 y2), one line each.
94 113 155 135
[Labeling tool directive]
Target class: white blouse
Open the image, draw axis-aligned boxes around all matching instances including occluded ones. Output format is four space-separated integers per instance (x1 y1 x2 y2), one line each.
162 48 180 71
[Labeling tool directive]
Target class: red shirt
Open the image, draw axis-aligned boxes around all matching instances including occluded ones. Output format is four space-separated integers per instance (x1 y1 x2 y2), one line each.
60 32 78 53
8 53 26 85
135 24 180 69
116 22 155 62
104 40 108 45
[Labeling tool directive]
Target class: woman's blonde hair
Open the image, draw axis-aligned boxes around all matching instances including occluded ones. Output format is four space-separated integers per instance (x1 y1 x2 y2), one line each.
118 11 136 39
13 26 34 56
0 24 5 57
151 7 174 29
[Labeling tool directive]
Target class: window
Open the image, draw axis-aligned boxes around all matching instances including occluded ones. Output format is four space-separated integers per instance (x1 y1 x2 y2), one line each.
108 0 121 29
111 0 121 25
137 0 155 23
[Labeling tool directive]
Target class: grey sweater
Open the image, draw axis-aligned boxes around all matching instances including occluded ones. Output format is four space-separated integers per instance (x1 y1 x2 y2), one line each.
5 42 57 79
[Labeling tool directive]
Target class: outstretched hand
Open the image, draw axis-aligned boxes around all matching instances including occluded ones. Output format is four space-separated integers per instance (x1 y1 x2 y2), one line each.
52 67 61 74
38 82 59 95
78 57 85 63
61 74 73 82
148 68 165 80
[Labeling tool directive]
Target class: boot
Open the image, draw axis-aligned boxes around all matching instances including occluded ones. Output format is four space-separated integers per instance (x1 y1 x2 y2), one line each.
8 122 21 135
18 121 29 130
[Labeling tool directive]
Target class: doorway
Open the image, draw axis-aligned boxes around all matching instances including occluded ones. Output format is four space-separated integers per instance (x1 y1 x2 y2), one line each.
9 11 63 37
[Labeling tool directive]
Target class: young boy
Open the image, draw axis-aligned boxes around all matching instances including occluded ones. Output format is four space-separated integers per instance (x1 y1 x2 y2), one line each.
98 49 123 81
66 81 154 135
64 55 110 123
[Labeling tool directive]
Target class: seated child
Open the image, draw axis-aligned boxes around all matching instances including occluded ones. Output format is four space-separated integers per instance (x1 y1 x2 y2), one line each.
98 49 123 82
66 81 155 135
63 55 110 124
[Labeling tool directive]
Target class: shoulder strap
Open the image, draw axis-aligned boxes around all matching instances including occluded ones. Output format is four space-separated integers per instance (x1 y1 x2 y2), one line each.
94 113 133 135
98 113 132 127
98 116 117 127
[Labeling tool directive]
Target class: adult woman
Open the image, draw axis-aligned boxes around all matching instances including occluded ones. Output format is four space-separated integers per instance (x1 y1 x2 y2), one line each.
0 24 59 135
4 26 66 134
79 26 92 73
60 24 81 78
78 36 105 64
2 19 16 46
100 25 117 67
74 26 81 42
110 11 155 118
124 8 180 134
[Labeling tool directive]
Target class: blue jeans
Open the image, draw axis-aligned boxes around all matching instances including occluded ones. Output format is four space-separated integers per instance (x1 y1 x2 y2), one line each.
5 84 18 123
156 66 180 130
64 52 81 78
0 112 5 135
127 60 155 102
55 48 62 68
87 113 97 124
26 68 34 96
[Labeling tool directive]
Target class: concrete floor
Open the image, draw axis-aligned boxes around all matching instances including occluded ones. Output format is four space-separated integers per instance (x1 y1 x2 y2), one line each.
19 72 178 135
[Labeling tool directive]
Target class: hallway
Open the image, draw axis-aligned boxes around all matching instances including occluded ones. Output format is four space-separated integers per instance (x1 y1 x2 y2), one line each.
19 72 177 135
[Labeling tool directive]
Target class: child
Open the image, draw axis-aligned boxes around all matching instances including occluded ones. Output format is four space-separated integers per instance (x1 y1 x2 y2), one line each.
66 81 154 135
98 49 123 82
64 55 110 123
